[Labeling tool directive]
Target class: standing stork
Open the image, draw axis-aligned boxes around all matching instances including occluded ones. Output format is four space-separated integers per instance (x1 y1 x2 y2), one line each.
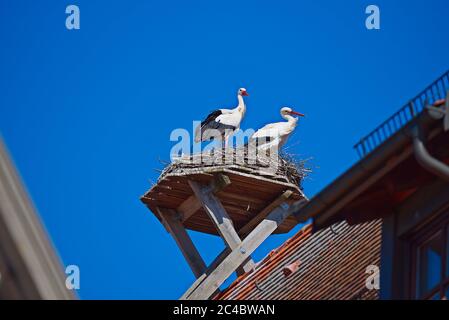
194 88 249 148
249 107 305 152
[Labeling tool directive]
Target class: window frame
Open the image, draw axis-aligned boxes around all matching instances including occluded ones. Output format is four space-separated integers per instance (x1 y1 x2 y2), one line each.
410 209 449 300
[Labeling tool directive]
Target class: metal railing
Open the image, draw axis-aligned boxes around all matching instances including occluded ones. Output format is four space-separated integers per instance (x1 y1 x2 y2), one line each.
354 70 449 159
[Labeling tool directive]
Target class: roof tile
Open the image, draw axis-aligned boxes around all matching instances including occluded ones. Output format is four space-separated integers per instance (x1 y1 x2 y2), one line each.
216 219 382 300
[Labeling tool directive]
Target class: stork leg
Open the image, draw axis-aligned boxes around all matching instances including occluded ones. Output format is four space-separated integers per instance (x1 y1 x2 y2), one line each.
221 134 226 150
220 134 226 165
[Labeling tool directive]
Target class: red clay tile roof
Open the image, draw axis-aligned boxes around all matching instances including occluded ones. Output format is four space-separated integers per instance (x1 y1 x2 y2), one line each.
216 219 382 300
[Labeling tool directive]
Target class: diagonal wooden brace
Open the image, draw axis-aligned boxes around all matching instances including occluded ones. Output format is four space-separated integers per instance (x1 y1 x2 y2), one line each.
157 207 207 278
238 190 293 238
181 190 295 299
184 199 307 300
180 247 231 300
188 179 255 274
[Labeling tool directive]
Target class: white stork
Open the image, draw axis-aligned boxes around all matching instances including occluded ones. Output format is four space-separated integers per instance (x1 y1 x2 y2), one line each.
249 107 305 152
194 88 249 147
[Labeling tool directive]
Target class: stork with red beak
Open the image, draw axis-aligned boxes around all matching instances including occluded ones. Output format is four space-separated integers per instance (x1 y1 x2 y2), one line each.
195 88 249 147
250 106 305 151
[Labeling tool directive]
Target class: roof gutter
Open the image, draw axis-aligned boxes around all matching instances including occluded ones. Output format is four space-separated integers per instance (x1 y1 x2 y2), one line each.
290 109 445 229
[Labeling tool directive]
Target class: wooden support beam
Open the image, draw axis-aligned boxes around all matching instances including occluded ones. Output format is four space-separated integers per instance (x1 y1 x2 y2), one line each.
238 190 293 238
177 174 231 222
189 180 241 248
188 180 255 273
157 207 207 278
180 247 231 300
185 199 307 300
182 191 295 299
177 195 201 222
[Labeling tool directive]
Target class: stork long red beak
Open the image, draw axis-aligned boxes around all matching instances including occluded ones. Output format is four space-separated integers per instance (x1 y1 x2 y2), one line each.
242 91 249 96
289 110 305 117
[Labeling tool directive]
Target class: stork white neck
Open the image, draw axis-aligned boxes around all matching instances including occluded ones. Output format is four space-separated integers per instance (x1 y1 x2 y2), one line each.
236 94 246 115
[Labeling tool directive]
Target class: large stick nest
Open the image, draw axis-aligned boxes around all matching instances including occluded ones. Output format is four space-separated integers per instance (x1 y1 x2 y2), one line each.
158 147 311 189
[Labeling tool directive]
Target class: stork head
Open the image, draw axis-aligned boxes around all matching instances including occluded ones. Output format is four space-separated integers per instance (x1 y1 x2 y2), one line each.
281 107 305 117
238 88 249 96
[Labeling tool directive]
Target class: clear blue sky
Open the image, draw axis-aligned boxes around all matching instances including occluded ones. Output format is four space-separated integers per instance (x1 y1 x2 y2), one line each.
1 0 448 299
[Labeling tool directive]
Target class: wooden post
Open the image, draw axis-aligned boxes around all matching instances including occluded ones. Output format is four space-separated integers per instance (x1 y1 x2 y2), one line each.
188 180 255 273
157 207 207 278
184 200 306 300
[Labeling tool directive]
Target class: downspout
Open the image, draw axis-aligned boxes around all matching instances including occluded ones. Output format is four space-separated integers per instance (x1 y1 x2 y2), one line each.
412 125 449 182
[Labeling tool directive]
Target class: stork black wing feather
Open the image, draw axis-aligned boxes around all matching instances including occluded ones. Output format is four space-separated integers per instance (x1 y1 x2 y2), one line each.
195 110 223 142
201 110 223 127
195 109 237 142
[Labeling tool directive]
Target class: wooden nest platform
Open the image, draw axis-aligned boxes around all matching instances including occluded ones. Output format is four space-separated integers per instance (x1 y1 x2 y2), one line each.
141 149 308 236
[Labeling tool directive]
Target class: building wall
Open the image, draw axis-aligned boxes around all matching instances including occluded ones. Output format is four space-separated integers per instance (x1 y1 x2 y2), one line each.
0 138 75 300
381 179 449 299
